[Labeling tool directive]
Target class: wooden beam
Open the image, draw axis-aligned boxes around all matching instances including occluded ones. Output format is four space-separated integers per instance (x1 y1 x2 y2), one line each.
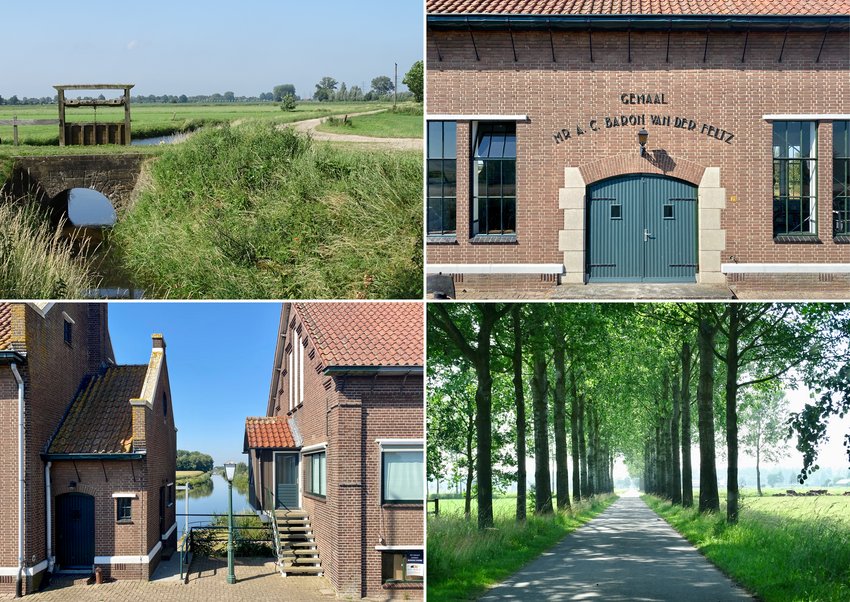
53 84 135 91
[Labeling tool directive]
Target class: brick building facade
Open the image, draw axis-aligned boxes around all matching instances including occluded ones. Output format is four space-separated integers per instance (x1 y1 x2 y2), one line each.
425 0 850 296
244 302 424 599
0 303 176 595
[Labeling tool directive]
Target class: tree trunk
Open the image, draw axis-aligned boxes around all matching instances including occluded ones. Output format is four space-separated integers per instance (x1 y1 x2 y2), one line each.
511 305 527 521
552 330 570 510
726 304 741 524
578 392 589 498
474 305 502 529
697 313 720 513
680 340 694 507
570 369 581 502
587 403 596 496
531 346 553 514
464 409 474 519
756 445 762 497
671 365 683 504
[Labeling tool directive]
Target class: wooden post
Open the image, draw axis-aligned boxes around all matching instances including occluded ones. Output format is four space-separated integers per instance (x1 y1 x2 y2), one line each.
13 116 18 146
124 86 131 144
58 89 66 146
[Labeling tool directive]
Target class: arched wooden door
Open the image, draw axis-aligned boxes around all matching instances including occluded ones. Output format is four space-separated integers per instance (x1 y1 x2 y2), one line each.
56 492 95 569
587 174 698 282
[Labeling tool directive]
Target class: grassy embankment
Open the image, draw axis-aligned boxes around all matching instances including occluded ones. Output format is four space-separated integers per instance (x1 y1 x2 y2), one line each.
428 494 617 601
316 103 423 138
0 101 393 147
0 202 95 298
645 492 850 602
110 122 422 299
176 470 211 488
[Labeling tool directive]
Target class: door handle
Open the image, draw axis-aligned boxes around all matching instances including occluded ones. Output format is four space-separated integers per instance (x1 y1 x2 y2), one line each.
644 229 653 242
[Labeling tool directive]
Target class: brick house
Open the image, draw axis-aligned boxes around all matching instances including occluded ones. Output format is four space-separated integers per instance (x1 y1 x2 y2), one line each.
425 0 850 296
0 303 176 595
243 302 424 599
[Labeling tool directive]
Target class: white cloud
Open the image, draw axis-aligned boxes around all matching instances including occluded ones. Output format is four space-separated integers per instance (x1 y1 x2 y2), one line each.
127 40 138 51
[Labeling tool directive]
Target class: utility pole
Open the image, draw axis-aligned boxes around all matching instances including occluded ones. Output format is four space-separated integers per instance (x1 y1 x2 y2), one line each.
394 62 398 109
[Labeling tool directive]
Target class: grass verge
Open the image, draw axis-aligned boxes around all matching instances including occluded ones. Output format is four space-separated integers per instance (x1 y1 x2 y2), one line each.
111 121 422 299
644 494 850 602
316 104 423 138
427 494 617 601
0 201 96 298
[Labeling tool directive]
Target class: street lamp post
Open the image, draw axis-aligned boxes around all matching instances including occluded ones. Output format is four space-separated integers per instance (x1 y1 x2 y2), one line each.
224 461 237 585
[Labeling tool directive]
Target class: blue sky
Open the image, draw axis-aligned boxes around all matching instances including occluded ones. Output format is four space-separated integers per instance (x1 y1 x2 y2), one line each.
108 302 281 465
3 1 423 98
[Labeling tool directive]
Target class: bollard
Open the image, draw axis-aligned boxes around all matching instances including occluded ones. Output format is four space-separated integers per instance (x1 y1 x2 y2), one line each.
94 567 103 585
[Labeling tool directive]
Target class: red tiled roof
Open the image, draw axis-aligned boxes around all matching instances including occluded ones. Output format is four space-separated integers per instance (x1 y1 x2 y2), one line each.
245 416 296 449
427 0 850 15
48 365 147 455
0 304 11 350
295 302 423 368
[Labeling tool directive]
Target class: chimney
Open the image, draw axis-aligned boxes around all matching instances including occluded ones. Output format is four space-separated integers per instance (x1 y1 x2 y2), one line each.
152 333 166 350
87 303 114 371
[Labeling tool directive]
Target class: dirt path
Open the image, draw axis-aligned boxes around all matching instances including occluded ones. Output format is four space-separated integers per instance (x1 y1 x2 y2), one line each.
283 109 422 151
479 493 753 601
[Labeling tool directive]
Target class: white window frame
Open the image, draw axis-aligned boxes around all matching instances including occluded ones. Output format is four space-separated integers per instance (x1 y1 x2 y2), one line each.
377 439 424 505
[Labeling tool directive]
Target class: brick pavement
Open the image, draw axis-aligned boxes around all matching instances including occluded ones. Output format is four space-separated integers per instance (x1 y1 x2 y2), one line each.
0 557 338 602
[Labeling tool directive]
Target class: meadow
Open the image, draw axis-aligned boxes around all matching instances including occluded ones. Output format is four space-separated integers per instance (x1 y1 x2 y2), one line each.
0 101 393 146
427 494 617 601
645 491 850 602
316 104 423 138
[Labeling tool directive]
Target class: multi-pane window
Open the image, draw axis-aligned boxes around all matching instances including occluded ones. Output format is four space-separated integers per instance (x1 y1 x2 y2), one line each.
305 451 326 497
773 121 817 237
116 498 132 522
63 318 73 346
381 444 424 504
427 121 457 236
834 121 850 236
472 122 517 236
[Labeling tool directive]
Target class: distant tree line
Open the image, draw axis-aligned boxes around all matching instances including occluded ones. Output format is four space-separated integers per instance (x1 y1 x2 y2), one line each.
177 449 215 472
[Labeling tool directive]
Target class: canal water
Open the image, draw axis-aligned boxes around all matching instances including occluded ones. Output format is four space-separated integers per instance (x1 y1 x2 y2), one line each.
175 474 252 541
131 132 190 146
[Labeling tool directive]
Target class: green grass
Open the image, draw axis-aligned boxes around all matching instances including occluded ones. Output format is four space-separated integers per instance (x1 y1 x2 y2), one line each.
0 201 96 298
175 471 211 488
428 495 617 601
315 104 423 138
110 122 422 299
645 493 850 602
0 101 394 146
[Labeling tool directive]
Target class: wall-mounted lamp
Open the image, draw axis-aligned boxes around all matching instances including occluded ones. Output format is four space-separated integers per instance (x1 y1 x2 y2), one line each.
69 481 77 490
638 128 649 156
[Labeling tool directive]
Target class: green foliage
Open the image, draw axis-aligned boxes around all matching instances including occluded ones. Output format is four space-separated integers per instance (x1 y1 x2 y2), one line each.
646 494 850 602
371 75 394 97
176 449 215 472
111 122 422 299
272 84 296 102
279 94 297 111
428 495 616 601
316 106 423 138
0 201 95 298
192 511 273 558
403 60 424 103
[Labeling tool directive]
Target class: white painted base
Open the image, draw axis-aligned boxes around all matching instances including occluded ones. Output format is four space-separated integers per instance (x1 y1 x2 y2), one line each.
427 263 564 275
722 263 850 274
0 560 49 577
95 541 162 565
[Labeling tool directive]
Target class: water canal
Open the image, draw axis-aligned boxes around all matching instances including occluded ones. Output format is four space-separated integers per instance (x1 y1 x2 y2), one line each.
176 474 252 541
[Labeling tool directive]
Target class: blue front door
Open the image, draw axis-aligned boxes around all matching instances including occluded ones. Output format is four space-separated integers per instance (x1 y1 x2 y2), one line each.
56 492 95 569
587 174 697 282
275 453 300 510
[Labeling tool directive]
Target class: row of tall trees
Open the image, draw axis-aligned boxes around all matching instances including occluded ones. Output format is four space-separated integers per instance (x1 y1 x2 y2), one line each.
427 303 850 530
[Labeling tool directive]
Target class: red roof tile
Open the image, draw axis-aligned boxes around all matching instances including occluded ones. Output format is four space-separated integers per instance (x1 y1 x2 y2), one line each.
0 304 11 350
427 0 850 15
295 302 423 368
48 365 147 455
245 416 296 449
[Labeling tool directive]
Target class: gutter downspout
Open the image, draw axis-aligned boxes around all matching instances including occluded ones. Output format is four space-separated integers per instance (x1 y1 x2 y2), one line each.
10 364 24 598
45 462 52 573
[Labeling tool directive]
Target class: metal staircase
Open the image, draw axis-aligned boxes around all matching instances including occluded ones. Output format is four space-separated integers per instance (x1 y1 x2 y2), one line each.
275 509 323 576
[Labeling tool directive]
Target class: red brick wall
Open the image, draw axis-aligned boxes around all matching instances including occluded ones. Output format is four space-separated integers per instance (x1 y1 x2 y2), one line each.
0 369 19 592
271 306 424 599
426 29 850 269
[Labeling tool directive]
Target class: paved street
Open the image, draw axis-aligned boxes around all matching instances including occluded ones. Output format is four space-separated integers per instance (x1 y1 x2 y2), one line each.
2 557 336 602
480 493 753 601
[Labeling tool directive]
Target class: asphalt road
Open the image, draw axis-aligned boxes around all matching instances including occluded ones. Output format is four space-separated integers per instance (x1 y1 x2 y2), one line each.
479 493 753 601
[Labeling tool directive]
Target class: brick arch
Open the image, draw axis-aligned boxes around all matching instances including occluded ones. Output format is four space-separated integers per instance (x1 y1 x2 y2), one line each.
578 153 706 187
55 481 98 497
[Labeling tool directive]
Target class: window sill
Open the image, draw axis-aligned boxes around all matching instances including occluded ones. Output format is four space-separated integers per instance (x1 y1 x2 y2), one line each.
426 235 457 245
833 235 850 244
116 520 134 525
773 235 822 244
471 234 517 244
304 492 327 502
381 501 425 508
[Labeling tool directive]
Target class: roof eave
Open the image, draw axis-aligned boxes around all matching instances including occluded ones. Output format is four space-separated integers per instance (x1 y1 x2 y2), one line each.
324 365 424 375
42 452 145 461
427 14 849 32
0 350 26 364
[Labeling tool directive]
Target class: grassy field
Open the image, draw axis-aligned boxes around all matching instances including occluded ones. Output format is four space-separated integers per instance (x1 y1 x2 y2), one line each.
428 495 617 601
645 493 850 602
0 101 393 146
176 470 205 479
316 104 423 138
110 122 422 299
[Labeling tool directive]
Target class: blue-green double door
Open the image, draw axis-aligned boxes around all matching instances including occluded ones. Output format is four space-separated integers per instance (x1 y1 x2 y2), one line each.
587 174 697 282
